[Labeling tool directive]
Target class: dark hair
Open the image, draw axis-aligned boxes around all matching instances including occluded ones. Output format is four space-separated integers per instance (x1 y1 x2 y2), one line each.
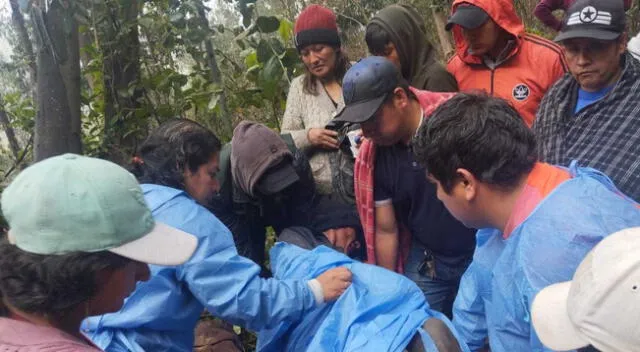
365 23 392 57
131 119 222 189
302 46 351 95
412 93 537 193
0 238 131 317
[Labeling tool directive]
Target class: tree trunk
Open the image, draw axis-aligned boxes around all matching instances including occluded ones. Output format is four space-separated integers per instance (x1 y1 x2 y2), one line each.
431 8 455 59
59 4 83 154
196 1 232 137
9 0 37 99
101 0 143 164
33 0 82 161
0 95 21 160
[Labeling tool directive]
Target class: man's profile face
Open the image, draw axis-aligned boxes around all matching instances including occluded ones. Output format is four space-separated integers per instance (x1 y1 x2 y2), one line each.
428 173 479 230
462 19 502 57
374 42 402 71
562 37 626 92
360 90 407 146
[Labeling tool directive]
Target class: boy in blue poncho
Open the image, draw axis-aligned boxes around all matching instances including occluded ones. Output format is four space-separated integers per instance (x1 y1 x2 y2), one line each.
411 93 640 352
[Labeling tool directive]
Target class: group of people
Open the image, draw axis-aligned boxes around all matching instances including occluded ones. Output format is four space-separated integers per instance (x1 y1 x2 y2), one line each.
1 0 640 351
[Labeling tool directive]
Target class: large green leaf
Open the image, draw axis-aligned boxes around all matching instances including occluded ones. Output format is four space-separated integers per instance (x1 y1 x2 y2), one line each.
262 56 284 82
280 48 301 68
278 18 294 42
259 56 284 99
256 39 272 64
256 16 280 33
245 51 258 68
268 38 285 56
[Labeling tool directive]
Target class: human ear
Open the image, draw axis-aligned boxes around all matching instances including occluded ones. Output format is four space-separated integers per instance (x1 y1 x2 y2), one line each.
393 87 408 108
456 168 477 201
618 33 628 55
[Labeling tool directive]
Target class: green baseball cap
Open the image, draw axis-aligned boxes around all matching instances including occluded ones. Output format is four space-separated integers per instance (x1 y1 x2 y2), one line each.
1 154 197 265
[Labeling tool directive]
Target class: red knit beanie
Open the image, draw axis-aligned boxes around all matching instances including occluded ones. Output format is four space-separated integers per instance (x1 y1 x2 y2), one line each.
294 5 341 51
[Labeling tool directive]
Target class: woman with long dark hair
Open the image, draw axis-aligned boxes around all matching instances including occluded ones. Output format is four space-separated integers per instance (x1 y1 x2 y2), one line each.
0 154 197 351
84 119 352 352
281 4 354 199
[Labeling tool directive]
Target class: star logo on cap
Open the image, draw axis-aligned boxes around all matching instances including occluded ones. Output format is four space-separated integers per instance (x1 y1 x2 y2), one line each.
579 6 597 23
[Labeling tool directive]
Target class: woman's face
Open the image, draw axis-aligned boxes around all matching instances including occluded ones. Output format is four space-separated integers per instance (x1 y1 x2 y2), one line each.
183 153 220 205
300 44 338 79
91 260 150 315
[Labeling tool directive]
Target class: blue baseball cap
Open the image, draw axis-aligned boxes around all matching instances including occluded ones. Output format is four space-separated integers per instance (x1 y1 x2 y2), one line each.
334 56 402 124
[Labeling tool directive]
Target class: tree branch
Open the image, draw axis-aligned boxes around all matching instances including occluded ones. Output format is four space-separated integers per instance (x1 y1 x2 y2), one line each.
3 134 33 180
334 11 365 29
0 95 21 160
9 0 38 102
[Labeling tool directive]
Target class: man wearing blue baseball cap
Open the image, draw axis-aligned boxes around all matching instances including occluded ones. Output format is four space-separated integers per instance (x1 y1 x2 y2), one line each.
335 57 476 318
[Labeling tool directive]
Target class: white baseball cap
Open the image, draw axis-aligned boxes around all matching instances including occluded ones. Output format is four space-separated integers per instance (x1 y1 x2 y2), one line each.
531 227 640 352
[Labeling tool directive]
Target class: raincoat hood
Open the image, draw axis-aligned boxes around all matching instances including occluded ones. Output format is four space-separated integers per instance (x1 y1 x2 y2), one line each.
230 121 293 198
368 5 438 88
450 0 525 65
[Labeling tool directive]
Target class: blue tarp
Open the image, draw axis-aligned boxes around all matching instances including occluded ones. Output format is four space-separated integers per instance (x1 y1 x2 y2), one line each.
259 243 470 352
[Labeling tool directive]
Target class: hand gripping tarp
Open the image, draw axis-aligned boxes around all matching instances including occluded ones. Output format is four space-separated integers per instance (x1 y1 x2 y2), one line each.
258 243 470 352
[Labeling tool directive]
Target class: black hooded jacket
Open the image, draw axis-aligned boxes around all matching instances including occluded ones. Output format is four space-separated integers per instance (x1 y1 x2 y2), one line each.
368 5 458 92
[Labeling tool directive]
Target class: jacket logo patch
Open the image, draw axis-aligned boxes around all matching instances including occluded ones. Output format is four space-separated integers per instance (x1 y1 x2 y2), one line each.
512 84 530 102
567 6 612 26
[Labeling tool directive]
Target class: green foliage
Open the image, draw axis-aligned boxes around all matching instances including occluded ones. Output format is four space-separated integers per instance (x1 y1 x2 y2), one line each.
232 15 302 130
1 92 35 132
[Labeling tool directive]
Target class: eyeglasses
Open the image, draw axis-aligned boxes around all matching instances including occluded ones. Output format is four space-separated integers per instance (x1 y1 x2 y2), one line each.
562 39 618 59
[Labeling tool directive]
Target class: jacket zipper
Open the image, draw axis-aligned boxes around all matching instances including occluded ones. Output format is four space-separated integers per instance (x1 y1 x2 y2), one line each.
490 69 495 95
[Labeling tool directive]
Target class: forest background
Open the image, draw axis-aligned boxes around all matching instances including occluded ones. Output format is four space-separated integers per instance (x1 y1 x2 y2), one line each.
0 0 638 189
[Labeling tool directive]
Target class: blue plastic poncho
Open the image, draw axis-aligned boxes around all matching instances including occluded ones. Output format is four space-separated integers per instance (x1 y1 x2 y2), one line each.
259 242 471 352
83 184 317 352
452 164 640 352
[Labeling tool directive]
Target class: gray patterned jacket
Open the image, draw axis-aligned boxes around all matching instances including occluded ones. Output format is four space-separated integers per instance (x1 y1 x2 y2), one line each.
534 52 640 201
281 75 345 195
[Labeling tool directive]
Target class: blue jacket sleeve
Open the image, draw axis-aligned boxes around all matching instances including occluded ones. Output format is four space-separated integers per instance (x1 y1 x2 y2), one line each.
173 206 318 332
452 263 488 352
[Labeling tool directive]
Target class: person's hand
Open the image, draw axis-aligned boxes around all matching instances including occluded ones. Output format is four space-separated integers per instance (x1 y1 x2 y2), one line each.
308 128 339 150
315 267 352 301
347 129 363 158
324 227 358 254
